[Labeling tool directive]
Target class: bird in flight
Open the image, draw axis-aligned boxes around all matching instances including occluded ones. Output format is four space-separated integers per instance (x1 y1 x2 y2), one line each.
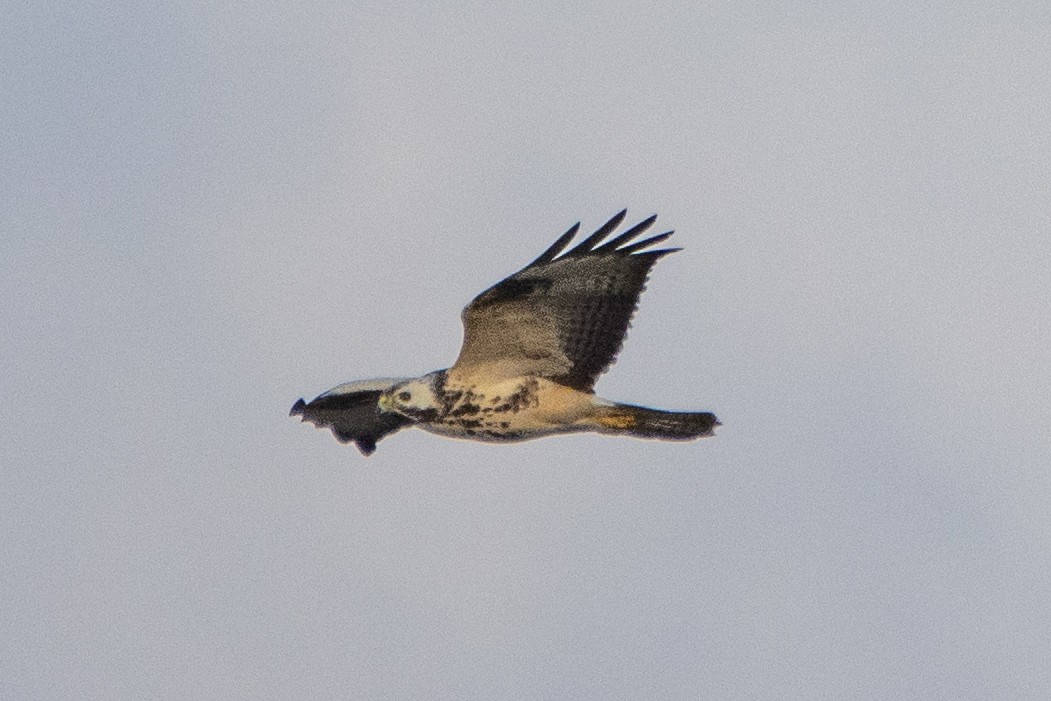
291 210 719 455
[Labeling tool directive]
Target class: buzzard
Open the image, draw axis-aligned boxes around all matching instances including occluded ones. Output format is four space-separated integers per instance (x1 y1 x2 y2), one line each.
291 210 719 455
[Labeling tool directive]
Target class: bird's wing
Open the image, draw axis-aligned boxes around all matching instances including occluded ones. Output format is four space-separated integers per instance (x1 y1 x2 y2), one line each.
290 378 415 456
450 211 679 391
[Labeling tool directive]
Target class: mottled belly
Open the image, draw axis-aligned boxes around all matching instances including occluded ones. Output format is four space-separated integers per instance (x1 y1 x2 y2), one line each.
419 377 581 442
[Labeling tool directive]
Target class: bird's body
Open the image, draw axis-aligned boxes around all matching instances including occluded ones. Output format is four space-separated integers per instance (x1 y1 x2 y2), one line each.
379 371 596 442
291 210 719 455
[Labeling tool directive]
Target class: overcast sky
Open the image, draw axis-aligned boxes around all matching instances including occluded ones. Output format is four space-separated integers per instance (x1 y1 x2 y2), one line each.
4 2 1050 699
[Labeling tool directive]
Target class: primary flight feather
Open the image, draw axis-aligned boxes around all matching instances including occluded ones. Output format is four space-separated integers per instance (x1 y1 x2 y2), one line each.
291 210 719 455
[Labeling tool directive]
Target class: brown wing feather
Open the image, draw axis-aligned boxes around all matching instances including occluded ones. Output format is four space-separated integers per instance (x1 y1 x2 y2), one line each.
451 211 680 391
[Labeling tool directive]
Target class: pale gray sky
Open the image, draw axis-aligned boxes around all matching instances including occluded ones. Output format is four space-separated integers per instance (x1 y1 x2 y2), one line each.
4 2 1050 699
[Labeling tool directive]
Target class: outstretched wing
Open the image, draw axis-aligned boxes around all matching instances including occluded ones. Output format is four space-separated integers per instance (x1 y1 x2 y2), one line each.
290 378 415 456
451 210 679 391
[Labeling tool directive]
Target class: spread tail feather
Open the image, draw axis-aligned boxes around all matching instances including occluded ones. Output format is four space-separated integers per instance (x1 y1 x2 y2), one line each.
594 403 719 441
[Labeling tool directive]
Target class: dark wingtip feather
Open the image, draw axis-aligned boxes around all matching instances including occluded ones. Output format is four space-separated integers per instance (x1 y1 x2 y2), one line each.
645 247 682 258
525 211 679 270
626 247 682 265
567 209 628 255
616 231 675 255
528 222 580 267
595 214 658 252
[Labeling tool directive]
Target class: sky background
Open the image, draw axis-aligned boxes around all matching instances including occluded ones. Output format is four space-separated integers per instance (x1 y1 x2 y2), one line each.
3 2 1050 699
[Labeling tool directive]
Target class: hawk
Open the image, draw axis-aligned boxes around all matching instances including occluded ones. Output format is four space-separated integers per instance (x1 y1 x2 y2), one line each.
291 210 719 455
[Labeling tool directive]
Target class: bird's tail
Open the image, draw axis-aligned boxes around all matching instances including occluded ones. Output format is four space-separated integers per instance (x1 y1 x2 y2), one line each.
593 402 720 441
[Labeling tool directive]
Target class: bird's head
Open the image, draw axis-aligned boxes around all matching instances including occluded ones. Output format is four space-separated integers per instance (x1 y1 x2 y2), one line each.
378 372 445 421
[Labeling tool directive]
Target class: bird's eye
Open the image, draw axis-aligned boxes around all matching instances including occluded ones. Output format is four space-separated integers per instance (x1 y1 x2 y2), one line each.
397 391 412 402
